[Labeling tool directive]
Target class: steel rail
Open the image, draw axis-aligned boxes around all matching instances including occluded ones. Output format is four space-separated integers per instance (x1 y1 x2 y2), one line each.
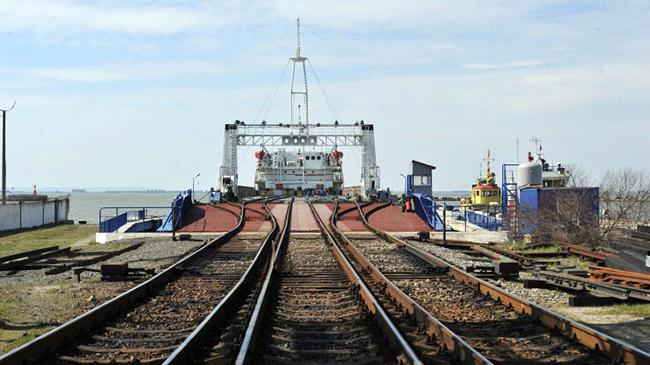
333 202 493 365
356 202 650 365
0 246 60 264
0 202 248 365
235 198 293 365
236 199 422 364
308 200 423 365
535 270 650 302
162 199 281 365
336 200 372 218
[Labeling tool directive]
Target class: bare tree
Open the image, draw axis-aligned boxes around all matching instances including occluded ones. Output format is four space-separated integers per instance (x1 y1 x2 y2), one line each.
567 163 592 188
519 166 649 247
519 186 601 246
600 167 650 237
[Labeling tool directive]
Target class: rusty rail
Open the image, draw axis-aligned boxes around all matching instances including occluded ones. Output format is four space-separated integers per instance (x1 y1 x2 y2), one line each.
589 265 650 288
162 200 281 365
0 202 248 365
235 199 293 365
335 202 493 365
355 205 650 364
235 199 422 364
562 243 614 263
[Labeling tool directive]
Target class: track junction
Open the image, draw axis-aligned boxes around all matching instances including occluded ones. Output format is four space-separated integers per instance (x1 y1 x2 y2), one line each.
1 199 649 365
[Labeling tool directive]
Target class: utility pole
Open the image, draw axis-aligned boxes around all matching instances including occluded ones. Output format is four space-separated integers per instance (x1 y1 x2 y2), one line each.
1 101 16 205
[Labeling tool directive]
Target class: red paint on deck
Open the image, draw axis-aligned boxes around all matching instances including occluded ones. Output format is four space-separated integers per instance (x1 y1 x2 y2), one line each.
243 203 271 232
336 202 366 231
290 201 320 232
368 204 432 232
313 203 333 226
270 203 288 231
179 204 240 232
179 202 273 232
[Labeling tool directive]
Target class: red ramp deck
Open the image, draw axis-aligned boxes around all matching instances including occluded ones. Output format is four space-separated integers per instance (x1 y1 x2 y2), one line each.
368 204 432 232
178 203 272 232
290 201 320 232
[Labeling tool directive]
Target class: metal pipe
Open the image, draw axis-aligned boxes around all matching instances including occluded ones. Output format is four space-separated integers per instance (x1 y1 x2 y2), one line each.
192 173 200 202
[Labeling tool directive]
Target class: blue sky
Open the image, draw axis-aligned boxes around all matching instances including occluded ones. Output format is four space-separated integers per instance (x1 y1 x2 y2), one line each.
0 1 648 192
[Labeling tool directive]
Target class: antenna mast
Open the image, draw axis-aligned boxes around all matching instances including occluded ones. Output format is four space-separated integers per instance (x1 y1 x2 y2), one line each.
530 137 543 159
290 18 309 126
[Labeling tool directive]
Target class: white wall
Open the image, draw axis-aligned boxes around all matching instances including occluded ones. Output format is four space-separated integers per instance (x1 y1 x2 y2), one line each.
21 202 43 228
0 196 70 231
0 204 20 231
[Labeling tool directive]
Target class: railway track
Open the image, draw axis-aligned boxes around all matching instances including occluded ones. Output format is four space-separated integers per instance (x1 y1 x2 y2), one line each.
0 201 279 365
336 201 650 365
236 200 423 364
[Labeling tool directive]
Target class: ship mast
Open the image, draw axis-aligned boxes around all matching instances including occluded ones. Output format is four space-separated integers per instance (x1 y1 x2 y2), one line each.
484 148 495 184
290 17 309 126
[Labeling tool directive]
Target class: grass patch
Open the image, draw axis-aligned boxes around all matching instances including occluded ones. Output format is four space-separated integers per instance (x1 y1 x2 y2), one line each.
76 241 130 253
594 303 650 318
497 241 562 253
0 224 98 257
0 328 50 354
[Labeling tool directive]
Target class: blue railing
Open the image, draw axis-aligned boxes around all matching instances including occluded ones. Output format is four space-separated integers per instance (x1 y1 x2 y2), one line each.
464 210 500 231
411 193 447 231
157 190 193 232
98 206 170 233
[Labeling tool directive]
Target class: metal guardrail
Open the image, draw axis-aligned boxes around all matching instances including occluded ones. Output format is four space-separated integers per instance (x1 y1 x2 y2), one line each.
98 206 170 232
464 210 500 231
0 203 246 365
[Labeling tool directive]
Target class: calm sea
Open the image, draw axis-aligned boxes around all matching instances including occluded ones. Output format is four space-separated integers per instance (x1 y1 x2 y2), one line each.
63 192 179 223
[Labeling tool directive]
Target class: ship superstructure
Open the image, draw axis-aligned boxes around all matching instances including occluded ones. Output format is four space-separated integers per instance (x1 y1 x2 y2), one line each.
254 148 343 195
218 19 380 198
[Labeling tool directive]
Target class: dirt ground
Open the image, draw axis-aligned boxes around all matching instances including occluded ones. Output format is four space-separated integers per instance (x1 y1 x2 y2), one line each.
555 305 650 352
0 280 133 353
0 234 206 355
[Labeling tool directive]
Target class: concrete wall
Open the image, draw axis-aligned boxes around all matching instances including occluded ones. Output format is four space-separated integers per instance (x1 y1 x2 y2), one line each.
0 204 20 231
0 196 70 231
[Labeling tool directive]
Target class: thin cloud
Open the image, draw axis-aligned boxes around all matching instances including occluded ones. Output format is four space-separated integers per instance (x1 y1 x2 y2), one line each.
463 60 546 70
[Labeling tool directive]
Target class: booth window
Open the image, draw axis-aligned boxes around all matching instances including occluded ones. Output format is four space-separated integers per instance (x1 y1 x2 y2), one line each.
413 175 430 186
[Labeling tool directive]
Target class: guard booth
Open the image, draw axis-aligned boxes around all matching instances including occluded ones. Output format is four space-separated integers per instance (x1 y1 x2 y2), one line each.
406 160 436 196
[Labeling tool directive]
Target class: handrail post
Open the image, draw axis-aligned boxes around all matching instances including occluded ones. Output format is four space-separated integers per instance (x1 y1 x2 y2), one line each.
171 202 176 240
443 203 447 242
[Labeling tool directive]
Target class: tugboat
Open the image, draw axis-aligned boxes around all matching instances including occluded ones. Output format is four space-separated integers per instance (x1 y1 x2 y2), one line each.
461 149 502 210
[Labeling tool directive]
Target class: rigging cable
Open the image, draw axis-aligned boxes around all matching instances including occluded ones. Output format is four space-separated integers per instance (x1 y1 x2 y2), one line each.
252 59 291 123
307 59 343 122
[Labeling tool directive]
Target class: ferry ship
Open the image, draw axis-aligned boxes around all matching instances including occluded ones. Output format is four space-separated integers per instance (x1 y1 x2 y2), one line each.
254 147 344 196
